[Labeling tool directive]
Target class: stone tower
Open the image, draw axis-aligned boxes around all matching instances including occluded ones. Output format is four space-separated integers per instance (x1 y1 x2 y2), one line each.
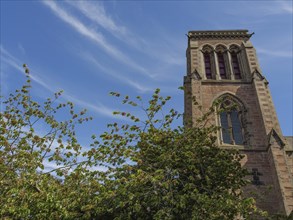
183 30 293 215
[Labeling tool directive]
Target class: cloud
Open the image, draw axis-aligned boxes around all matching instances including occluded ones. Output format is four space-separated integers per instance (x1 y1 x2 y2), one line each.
0 46 55 92
1 46 125 119
278 1 293 14
224 1 293 17
257 48 292 58
42 159 62 172
81 52 153 93
66 1 185 67
62 93 129 120
260 1 293 15
1 48 23 73
18 43 26 55
66 1 146 51
42 1 149 77
66 1 127 36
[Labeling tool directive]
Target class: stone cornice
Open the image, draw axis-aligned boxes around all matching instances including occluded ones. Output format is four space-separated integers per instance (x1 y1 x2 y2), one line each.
188 30 253 41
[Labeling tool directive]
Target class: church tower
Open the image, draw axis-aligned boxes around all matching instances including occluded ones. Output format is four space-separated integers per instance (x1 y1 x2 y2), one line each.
183 30 293 215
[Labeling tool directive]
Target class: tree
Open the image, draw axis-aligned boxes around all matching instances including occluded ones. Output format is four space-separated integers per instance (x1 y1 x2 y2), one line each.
87 90 262 220
1 65 263 219
0 65 95 219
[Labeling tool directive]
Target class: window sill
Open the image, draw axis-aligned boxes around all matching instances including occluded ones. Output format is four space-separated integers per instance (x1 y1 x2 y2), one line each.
202 79 250 84
220 144 246 150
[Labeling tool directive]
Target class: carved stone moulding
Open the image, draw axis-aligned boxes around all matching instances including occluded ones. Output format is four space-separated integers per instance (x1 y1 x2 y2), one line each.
188 30 253 41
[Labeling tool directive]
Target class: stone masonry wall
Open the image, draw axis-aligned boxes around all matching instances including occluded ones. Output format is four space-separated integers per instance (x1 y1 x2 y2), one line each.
184 31 293 215
242 151 285 214
197 82 267 150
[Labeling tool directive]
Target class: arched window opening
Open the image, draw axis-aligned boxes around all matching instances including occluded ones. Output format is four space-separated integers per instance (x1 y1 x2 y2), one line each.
218 98 244 145
217 52 227 79
216 45 229 79
231 52 241 79
229 45 242 79
202 45 215 79
204 53 212 79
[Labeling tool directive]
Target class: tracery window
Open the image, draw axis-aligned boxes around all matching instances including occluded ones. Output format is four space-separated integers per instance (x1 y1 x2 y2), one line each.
217 96 245 145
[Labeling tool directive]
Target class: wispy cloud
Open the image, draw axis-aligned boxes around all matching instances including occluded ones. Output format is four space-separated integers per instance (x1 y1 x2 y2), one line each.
0 46 55 92
42 1 149 77
65 1 143 50
1 47 23 72
66 1 147 52
66 0 127 36
66 1 184 67
277 1 293 14
1 46 124 119
18 43 26 55
62 93 128 120
260 0 293 15
81 52 152 93
225 1 293 17
258 48 292 58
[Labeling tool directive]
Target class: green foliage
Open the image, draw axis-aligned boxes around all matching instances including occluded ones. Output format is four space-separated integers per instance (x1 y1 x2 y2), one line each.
0 65 265 219
1 65 93 219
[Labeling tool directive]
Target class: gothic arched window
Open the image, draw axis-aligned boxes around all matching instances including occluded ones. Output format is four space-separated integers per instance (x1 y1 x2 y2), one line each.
229 45 242 79
215 45 229 79
216 95 246 145
204 53 212 79
202 45 215 79
217 53 227 79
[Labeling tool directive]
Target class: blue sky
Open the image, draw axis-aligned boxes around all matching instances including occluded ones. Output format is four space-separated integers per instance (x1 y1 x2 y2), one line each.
1 0 292 144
